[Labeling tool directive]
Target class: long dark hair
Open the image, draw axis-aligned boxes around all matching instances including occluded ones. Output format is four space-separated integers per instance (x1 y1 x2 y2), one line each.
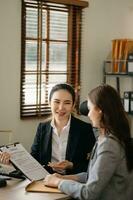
88 84 133 172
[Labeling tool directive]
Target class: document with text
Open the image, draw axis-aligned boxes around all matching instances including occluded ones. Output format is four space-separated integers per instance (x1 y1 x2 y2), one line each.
0 143 49 181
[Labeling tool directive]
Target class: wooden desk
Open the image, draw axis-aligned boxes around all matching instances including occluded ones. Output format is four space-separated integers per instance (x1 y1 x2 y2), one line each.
0 179 68 200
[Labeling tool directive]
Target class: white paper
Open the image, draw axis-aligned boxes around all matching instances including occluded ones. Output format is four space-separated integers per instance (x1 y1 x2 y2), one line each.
0 143 49 181
131 100 133 112
128 62 133 73
124 99 129 112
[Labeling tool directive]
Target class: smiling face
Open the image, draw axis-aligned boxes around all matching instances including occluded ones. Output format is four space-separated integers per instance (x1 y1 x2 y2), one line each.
87 99 102 128
49 89 74 123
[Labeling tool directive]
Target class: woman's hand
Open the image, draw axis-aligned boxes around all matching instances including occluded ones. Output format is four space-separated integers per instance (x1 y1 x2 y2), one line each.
0 152 11 165
44 173 62 188
48 160 73 171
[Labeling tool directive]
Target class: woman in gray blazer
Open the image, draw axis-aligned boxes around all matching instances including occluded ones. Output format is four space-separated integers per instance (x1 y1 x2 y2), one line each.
44 84 133 200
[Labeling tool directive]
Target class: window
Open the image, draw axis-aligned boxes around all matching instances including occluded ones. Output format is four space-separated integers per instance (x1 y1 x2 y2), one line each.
21 0 88 118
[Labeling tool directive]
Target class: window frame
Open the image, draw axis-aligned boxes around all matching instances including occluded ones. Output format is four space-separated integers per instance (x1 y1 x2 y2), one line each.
20 0 88 118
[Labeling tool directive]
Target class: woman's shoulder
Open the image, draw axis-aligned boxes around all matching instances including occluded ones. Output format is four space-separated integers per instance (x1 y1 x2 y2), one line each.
38 117 52 128
98 135 125 157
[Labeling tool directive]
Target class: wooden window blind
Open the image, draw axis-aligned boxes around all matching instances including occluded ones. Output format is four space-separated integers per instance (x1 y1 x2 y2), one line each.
21 0 88 118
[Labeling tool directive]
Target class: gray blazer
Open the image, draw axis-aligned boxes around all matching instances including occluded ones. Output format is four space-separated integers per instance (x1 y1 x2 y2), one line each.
59 135 131 200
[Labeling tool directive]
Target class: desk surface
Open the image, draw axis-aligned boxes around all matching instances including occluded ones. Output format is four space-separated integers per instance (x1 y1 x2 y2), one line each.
0 179 68 200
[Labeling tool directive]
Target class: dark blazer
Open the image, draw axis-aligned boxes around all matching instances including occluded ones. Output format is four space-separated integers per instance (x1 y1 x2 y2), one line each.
31 115 96 174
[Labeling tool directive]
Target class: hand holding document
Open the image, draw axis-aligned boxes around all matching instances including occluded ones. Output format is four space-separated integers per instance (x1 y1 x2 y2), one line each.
0 151 11 165
0 143 64 193
0 143 49 181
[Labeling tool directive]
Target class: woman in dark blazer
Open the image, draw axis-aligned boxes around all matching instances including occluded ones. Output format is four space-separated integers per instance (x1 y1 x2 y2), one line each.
31 115 95 174
31 83 96 174
0 83 95 175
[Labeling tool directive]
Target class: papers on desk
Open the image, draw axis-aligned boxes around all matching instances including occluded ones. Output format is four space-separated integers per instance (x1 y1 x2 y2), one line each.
0 143 49 181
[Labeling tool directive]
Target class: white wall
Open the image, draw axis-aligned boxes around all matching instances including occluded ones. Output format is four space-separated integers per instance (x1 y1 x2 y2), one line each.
0 0 39 151
80 0 133 133
81 0 133 96
0 0 133 151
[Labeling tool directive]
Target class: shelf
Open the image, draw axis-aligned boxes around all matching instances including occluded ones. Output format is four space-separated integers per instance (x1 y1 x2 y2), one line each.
103 60 133 75
104 73 133 76
103 61 133 116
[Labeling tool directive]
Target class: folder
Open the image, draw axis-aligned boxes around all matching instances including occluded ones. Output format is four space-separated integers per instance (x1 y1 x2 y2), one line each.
123 91 131 113
111 39 133 74
117 40 123 72
25 180 62 193
127 53 133 74
122 40 133 73
112 39 119 73
130 92 133 114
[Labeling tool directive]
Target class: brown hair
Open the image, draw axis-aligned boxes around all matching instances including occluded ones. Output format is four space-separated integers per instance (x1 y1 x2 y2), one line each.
88 84 133 171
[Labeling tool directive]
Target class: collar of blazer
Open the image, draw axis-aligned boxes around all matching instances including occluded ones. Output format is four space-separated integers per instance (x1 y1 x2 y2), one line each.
65 116 81 160
43 116 81 161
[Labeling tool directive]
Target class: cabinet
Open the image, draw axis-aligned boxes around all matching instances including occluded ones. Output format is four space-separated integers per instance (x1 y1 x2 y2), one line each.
103 60 133 116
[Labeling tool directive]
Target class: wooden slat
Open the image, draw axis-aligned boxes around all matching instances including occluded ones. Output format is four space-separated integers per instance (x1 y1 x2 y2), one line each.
45 0 89 8
24 0 89 8
21 0 83 118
